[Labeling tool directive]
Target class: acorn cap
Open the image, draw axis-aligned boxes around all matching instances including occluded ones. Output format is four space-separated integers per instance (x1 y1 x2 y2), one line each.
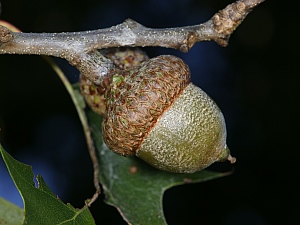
80 48 149 116
80 75 107 115
102 55 190 156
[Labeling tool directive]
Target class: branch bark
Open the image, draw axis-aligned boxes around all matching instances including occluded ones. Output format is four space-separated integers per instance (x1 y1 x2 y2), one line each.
0 0 265 84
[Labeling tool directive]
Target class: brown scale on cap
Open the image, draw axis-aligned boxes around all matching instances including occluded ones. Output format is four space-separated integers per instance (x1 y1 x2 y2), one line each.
80 76 110 115
79 48 149 116
103 55 190 156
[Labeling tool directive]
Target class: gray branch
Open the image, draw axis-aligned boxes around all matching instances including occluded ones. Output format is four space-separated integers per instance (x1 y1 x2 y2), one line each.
0 0 265 85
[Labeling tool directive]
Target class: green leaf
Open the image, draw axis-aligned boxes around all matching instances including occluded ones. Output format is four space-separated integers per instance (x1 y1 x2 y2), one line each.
0 145 95 225
87 110 230 225
0 197 23 225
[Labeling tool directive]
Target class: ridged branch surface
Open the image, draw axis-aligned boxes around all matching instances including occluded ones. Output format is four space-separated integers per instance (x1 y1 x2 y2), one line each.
0 0 265 84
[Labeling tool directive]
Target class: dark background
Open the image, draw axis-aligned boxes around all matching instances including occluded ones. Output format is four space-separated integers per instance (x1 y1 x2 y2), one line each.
0 0 298 224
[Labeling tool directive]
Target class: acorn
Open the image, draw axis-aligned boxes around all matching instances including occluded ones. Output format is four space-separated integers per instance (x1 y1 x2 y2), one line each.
80 49 236 173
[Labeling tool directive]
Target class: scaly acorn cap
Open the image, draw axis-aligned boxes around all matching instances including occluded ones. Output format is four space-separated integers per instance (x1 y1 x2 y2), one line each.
80 48 149 115
103 55 190 156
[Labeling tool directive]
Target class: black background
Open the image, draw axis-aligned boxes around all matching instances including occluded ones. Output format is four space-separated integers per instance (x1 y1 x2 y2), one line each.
0 0 298 224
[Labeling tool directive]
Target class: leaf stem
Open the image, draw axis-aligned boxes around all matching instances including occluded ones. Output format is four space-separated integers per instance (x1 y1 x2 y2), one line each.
43 57 101 206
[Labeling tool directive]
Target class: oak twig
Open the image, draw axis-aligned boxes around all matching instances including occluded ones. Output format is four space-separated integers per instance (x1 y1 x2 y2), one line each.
0 0 265 85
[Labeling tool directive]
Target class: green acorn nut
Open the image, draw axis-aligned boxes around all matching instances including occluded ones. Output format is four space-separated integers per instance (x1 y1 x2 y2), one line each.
80 50 236 173
136 83 236 173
